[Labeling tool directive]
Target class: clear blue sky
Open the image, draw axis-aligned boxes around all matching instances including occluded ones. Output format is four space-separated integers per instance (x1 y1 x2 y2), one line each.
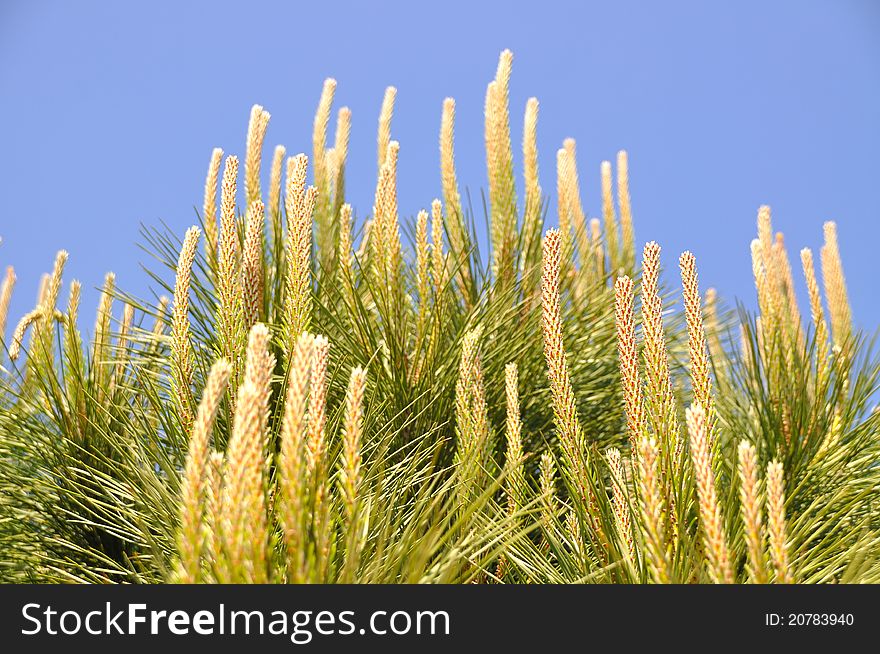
1 0 878 333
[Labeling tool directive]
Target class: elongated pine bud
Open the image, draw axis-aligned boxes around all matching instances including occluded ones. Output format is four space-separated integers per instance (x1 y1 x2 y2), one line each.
220 324 272 583
279 333 314 581
92 272 116 392
636 435 671 583
268 145 286 240
800 248 830 383
641 242 679 453
334 107 352 176
737 440 767 584
172 227 201 430
820 221 851 346
563 139 590 274
341 366 367 521
203 147 223 264
556 148 571 247
766 460 794 583
306 335 330 472
504 363 524 520
177 359 231 583
338 202 353 276
522 98 541 261
283 154 316 353
680 252 715 437
377 86 396 171
431 198 445 295
416 209 430 342
607 447 634 559
455 327 490 495
242 200 265 329
541 230 584 474
686 404 733 583
0 265 15 341
9 309 42 361
601 161 618 271
218 155 242 380
313 79 337 194
617 151 635 270
245 104 270 207
614 276 643 450
539 452 557 537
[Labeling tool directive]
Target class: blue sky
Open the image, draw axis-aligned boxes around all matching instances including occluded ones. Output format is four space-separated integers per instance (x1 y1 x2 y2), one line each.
1 0 878 333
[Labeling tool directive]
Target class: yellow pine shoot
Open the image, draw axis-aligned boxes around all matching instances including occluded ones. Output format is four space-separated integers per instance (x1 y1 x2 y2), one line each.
415 208 430 344
751 238 775 339
9 309 42 361
640 242 679 455
606 447 635 561
332 107 352 217
737 440 767 584
268 145 286 240
278 333 314 582
339 365 367 582
218 155 243 379
172 226 200 430
679 252 715 439
245 104 271 207
773 232 802 341
91 272 116 394
800 248 830 384
202 451 224 578
32 250 68 368
820 221 851 346
617 151 635 271
755 207 782 340
522 98 541 261
504 363 524 521
614 276 643 451
383 141 402 279
539 452 557 539
220 324 272 583
377 86 396 171
202 147 223 265
485 50 517 284
556 148 572 254
455 327 490 495
334 107 352 176
636 434 670 583
590 217 604 279
0 265 15 341
242 200 265 329
114 302 134 385
62 281 84 429
439 97 463 220
563 139 590 274
371 141 402 288
283 154 316 353
306 335 330 472
431 198 446 296
439 98 474 303
766 460 794 583
338 202 354 278
541 230 584 477
601 161 619 272
177 359 231 583
340 366 367 522
312 78 337 195
686 404 733 584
